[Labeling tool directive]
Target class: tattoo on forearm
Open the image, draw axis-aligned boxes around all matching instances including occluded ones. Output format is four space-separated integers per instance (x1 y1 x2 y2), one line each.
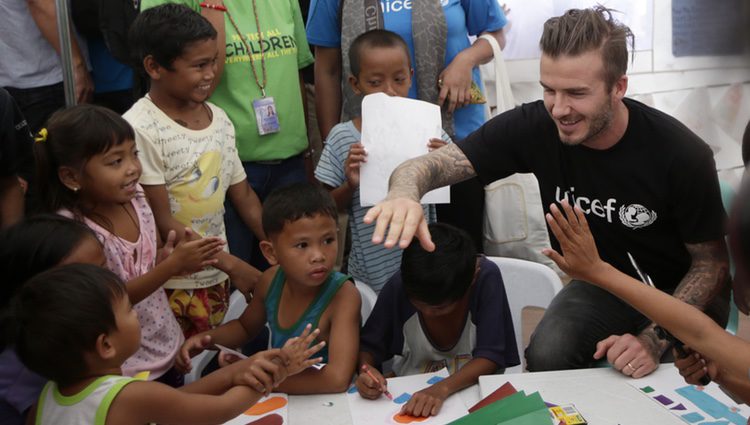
387 144 476 200
672 240 730 309
640 324 670 357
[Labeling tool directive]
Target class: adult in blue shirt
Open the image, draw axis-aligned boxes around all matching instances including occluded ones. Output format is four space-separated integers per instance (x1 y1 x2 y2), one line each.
307 0 506 140
307 0 507 250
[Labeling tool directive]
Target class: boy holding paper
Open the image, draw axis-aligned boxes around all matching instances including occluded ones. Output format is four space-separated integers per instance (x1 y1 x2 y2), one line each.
314 30 451 293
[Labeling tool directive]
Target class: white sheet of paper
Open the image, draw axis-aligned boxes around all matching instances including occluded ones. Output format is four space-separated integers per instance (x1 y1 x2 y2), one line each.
346 368 468 425
359 93 450 207
214 344 248 360
223 393 288 425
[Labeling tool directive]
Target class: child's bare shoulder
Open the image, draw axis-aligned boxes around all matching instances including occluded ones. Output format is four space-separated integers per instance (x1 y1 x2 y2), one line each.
103 380 163 424
329 278 361 318
255 265 281 299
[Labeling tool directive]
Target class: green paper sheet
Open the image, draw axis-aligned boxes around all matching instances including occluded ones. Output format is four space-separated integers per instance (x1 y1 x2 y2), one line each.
448 391 550 425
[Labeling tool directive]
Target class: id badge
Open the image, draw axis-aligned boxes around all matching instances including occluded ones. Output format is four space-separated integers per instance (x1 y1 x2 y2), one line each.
253 96 280 135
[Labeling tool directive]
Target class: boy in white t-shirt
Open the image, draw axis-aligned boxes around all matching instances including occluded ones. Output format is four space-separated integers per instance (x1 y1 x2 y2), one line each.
124 4 264 337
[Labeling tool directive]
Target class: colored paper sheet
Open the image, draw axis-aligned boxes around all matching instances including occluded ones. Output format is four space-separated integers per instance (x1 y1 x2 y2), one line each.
628 366 749 425
681 412 705 423
671 403 687 411
469 381 517 413
222 393 288 425
676 386 746 425
347 368 468 425
449 391 549 425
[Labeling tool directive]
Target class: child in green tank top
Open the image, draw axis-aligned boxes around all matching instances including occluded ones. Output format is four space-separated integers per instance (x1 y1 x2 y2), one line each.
10 264 322 425
179 183 361 394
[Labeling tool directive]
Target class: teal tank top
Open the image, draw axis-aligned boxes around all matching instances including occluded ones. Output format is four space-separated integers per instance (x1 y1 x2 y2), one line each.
264 268 351 363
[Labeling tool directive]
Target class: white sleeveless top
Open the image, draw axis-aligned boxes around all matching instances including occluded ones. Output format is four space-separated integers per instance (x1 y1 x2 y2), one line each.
35 376 135 425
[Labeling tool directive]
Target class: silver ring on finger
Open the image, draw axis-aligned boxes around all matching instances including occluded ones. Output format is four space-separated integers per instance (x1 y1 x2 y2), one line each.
626 362 636 372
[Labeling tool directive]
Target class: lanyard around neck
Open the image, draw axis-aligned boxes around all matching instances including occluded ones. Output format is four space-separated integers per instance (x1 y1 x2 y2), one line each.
225 0 268 96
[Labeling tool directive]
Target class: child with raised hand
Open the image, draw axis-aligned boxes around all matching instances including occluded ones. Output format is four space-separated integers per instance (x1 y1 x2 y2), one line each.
125 4 265 338
356 223 519 417
543 197 750 402
9 264 323 425
179 183 362 393
315 29 450 294
33 104 225 386
0 215 105 425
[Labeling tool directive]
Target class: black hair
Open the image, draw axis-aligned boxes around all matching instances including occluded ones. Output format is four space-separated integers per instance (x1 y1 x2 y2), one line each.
262 182 338 238
129 3 218 74
8 264 126 387
0 214 99 306
348 29 411 77
0 215 100 350
401 223 477 305
33 104 135 216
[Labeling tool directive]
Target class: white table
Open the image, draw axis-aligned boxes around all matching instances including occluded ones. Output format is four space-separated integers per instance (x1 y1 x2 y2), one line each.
276 364 715 424
479 365 687 425
287 385 482 425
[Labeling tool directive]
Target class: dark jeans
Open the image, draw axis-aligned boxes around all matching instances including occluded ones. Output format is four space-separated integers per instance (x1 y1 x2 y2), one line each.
524 279 729 371
4 82 65 134
223 154 307 270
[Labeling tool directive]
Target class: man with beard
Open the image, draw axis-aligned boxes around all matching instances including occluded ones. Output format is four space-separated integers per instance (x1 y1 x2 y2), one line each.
362 6 730 378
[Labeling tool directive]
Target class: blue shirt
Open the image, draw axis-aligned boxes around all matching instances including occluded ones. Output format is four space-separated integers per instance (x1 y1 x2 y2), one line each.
306 0 506 139
87 38 133 93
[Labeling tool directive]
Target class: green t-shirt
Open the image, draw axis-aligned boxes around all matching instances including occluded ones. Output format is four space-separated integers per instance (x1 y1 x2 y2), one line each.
140 0 314 161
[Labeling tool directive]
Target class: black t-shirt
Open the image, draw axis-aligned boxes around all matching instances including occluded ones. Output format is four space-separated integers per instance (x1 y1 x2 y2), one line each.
457 98 726 293
0 88 34 182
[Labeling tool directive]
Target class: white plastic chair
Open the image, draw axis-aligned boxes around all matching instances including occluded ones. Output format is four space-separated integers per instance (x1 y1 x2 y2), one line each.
354 279 378 324
184 290 249 383
487 256 563 374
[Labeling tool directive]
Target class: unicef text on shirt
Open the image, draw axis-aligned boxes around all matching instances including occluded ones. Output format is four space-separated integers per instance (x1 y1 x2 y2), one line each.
379 0 450 14
380 0 411 13
555 187 658 229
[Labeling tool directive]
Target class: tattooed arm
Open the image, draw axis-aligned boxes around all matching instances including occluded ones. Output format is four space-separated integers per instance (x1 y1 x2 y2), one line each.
363 144 476 251
593 239 730 378
545 201 744 381
637 240 730 358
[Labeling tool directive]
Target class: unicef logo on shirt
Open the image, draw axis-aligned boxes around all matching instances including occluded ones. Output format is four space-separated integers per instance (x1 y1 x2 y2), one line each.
618 204 657 229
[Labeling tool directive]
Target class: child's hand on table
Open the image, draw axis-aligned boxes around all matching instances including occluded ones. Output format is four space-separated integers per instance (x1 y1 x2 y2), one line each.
281 323 326 375
355 364 388 399
400 383 449 417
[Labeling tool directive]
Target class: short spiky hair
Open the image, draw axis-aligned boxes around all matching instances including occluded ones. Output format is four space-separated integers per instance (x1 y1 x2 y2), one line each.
9 264 126 387
540 6 634 89
348 29 411 77
128 3 217 72
401 223 477 305
262 183 338 238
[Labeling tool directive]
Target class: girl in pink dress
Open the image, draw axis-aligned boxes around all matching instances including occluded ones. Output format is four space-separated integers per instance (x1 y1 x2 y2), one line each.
33 104 225 386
